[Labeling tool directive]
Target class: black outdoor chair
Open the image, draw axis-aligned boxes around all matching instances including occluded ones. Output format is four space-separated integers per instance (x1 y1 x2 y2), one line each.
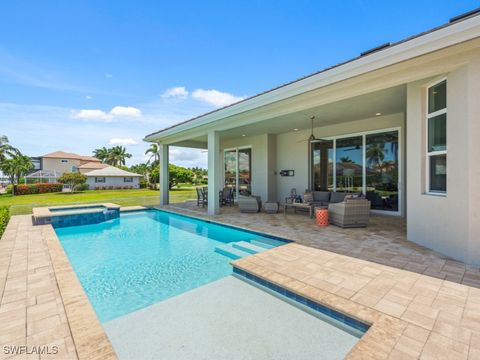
219 187 234 206
196 187 207 207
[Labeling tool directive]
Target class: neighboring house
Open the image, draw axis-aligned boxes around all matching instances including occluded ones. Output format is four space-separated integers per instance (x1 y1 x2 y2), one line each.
145 11 480 265
85 166 142 189
37 151 102 175
78 162 109 174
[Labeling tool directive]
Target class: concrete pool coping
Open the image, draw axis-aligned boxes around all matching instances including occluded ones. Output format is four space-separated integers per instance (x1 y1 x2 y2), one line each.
32 203 121 220
2 205 479 359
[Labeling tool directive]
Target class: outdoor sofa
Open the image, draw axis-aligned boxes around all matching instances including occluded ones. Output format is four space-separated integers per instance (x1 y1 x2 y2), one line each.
328 198 371 228
303 191 362 207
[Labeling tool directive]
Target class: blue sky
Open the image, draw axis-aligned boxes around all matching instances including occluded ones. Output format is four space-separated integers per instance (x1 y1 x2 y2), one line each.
0 1 477 168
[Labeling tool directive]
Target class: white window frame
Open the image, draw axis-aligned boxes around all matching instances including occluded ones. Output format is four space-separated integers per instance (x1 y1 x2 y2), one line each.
223 145 252 199
95 177 106 183
124 177 133 183
425 78 447 196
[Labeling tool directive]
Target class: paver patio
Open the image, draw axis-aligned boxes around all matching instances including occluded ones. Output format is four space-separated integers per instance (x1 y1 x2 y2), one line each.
1 203 479 359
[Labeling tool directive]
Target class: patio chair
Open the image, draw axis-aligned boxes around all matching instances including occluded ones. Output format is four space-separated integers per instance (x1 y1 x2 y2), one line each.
219 187 234 207
237 195 262 213
328 198 371 228
196 187 207 207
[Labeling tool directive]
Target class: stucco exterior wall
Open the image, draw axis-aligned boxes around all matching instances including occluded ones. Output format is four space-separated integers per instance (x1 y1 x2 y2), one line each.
42 158 81 174
407 58 480 265
86 176 140 189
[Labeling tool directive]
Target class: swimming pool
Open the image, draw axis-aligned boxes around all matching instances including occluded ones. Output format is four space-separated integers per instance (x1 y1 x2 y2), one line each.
56 209 287 322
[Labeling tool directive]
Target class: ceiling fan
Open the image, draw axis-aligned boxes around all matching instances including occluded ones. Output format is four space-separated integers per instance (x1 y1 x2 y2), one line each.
298 116 325 143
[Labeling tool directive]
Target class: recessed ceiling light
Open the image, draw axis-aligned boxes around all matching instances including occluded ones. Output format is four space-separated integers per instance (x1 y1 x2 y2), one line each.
241 134 246 137
293 128 299 131
375 112 382 116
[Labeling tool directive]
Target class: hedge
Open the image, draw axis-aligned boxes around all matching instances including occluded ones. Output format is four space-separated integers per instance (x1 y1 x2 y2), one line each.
0 206 10 238
14 183 63 195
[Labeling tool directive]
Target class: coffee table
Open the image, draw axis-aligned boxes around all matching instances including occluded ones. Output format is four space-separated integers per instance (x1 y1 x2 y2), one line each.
284 202 314 218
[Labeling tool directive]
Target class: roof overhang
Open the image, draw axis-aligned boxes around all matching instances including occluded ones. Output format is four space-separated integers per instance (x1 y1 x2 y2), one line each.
144 14 480 143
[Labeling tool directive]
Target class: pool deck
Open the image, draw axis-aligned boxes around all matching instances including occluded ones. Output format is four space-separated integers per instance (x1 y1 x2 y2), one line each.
1 204 480 359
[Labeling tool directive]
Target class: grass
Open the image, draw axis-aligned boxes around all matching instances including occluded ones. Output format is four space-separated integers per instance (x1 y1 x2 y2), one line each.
0 206 10 237
0 188 196 215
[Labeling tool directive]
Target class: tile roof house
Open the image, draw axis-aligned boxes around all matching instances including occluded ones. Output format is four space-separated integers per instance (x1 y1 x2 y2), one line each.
84 166 142 189
38 151 102 175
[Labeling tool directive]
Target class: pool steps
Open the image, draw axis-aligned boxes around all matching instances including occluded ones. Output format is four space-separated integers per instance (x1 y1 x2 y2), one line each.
232 241 268 254
215 239 274 260
215 245 250 259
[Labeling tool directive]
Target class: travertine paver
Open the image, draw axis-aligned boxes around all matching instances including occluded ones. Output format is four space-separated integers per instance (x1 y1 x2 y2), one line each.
166 201 480 287
0 215 116 360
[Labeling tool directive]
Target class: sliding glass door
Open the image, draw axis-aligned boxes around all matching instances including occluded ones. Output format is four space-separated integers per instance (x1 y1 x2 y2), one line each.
335 136 363 193
311 128 400 214
365 131 399 212
312 140 333 191
224 147 252 199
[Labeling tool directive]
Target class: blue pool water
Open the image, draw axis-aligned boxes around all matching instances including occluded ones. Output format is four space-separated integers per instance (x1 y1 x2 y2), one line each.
56 209 286 322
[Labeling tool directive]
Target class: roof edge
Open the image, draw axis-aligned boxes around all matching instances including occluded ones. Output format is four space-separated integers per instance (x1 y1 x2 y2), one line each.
144 10 480 143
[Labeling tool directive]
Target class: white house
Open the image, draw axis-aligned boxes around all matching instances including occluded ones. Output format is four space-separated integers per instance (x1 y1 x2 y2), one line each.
145 10 480 265
85 166 142 189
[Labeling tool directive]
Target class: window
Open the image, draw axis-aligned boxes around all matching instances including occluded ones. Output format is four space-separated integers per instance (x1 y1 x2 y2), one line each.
310 129 400 213
224 147 252 198
95 177 106 183
427 80 447 194
124 177 133 183
71 166 78 172
61 159 68 163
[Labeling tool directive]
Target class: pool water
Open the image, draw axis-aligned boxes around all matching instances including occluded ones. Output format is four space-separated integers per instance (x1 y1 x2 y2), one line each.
56 209 286 322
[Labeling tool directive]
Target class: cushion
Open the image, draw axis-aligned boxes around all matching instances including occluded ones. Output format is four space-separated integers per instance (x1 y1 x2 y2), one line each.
303 192 314 204
312 191 330 202
330 192 348 203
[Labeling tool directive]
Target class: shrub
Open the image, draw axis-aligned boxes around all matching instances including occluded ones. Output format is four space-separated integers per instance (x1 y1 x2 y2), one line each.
75 183 89 191
0 206 10 238
13 183 63 195
58 172 87 192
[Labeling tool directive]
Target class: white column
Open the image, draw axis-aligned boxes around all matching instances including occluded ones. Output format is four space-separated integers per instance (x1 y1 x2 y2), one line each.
208 131 220 215
159 143 169 205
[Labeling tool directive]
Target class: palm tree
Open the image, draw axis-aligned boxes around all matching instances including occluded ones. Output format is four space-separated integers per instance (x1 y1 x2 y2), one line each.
93 147 110 163
366 143 386 169
108 146 132 167
340 156 353 163
0 135 18 163
145 144 159 165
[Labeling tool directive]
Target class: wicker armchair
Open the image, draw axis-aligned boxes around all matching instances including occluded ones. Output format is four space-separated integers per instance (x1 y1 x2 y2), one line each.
238 195 262 213
328 198 371 228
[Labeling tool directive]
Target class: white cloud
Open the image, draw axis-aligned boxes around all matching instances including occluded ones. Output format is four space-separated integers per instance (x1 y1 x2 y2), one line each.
161 86 189 99
192 88 244 107
105 73 113 78
169 147 207 168
85 95 93 100
72 109 113 122
109 138 138 145
110 106 142 117
72 106 142 121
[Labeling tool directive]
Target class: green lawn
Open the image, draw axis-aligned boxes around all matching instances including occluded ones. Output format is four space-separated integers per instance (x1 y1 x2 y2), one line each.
0 188 196 215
